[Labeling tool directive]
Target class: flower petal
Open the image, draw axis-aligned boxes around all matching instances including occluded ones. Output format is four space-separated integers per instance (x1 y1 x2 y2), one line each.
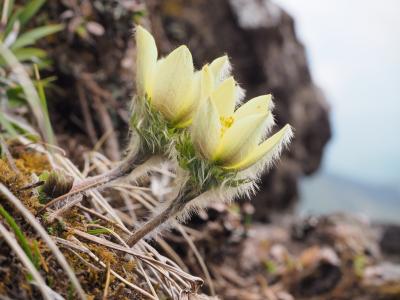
211 77 236 117
191 97 221 160
234 94 272 120
175 65 217 127
201 65 214 100
135 26 158 98
173 71 202 127
214 113 268 163
224 124 293 170
152 45 194 122
209 55 231 84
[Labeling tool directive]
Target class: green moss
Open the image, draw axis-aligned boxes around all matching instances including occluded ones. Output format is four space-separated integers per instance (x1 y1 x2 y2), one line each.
0 144 151 298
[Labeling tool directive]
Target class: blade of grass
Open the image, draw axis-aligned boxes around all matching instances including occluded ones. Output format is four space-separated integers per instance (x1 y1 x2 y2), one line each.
4 8 22 38
6 0 15 18
0 184 87 300
0 47 46 66
0 222 52 300
0 110 18 136
1 111 41 141
87 228 111 235
0 204 35 263
33 64 55 145
11 24 64 50
1 0 10 28
32 239 41 269
18 0 46 26
0 42 54 144
14 47 46 61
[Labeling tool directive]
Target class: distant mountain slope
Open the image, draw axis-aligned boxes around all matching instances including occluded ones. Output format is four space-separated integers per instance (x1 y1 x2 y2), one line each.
299 172 400 223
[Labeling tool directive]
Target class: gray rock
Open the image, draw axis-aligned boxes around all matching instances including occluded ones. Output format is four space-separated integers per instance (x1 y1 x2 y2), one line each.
380 225 400 256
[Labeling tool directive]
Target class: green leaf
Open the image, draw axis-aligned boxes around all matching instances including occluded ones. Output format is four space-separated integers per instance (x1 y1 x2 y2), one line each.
3 8 22 39
0 111 18 136
0 111 40 140
0 0 14 25
35 75 56 87
32 240 41 269
7 0 15 18
0 0 15 22
0 205 35 264
11 24 64 50
30 58 52 70
18 0 46 26
4 84 37 108
0 44 53 143
87 228 111 235
13 47 46 62
6 87 26 107
33 65 55 145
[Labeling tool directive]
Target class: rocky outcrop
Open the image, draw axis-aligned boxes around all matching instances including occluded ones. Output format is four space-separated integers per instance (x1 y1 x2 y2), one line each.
147 0 331 219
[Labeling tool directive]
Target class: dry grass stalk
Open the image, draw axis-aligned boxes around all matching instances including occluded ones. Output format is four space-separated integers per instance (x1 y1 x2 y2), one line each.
102 262 111 300
0 222 53 300
1 133 206 298
0 184 86 300
0 135 19 174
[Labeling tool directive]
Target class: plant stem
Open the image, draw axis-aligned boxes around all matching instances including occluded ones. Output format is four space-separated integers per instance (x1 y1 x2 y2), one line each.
39 150 156 213
126 204 175 247
1 0 9 27
126 188 196 247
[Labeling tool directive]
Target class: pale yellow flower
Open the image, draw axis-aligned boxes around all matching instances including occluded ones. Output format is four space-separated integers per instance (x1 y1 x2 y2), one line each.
135 26 230 127
191 80 293 171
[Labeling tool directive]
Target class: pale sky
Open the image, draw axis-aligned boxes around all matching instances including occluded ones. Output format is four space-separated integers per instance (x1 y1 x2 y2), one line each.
275 0 400 188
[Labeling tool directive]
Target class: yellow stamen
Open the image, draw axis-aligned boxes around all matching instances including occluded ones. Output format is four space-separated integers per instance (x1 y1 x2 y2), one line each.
220 116 234 137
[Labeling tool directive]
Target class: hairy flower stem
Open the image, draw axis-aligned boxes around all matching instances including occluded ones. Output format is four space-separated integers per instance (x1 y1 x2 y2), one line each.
126 188 198 247
39 151 157 213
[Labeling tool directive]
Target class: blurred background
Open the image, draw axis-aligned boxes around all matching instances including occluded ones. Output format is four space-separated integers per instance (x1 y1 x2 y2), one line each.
276 0 400 223
1 1 400 299
21 0 397 224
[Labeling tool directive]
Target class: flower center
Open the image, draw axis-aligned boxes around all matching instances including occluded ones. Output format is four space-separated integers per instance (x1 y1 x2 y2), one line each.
220 116 234 137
